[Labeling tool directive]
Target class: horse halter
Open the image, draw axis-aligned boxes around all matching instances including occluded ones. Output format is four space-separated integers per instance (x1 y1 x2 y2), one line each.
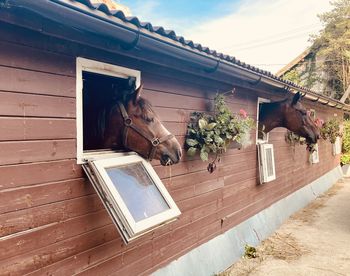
117 102 174 161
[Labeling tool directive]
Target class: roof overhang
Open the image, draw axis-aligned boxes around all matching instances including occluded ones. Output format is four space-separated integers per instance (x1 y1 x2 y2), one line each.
1 0 349 112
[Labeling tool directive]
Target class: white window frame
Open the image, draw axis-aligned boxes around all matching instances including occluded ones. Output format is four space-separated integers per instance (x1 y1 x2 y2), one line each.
333 137 341 155
310 144 320 164
258 143 276 184
256 97 271 144
309 109 316 120
83 154 181 243
76 57 141 164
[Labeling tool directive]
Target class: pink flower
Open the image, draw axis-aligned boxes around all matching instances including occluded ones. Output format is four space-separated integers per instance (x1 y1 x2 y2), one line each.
239 109 247 118
314 118 324 128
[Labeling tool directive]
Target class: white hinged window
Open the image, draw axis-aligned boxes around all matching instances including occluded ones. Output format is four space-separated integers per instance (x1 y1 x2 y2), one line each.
333 137 341 156
256 97 271 144
83 154 181 244
258 143 276 184
76 57 141 164
310 144 320 164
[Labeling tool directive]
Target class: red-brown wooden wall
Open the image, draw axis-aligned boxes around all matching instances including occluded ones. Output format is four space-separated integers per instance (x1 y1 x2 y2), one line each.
0 22 341 275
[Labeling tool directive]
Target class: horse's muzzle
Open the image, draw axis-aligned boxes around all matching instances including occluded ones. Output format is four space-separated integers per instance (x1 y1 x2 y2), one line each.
160 148 182 166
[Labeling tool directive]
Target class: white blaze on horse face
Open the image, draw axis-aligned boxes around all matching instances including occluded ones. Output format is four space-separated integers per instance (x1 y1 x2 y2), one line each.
156 119 182 163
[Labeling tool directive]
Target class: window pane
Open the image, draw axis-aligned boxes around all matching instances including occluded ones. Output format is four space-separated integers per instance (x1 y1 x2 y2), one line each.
106 162 170 222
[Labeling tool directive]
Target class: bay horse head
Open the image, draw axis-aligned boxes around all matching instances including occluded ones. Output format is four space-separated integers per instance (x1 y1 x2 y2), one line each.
103 85 182 166
259 92 320 144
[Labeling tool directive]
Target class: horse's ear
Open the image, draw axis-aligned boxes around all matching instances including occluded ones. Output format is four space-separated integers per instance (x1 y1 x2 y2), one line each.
132 84 143 104
291 92 301 106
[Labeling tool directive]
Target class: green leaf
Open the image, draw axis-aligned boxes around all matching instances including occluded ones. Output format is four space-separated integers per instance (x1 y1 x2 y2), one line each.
200 151 209 161
187 147 197 156
206 122 217 130
214 136 224 144
186 139 198 147
198 118 208 130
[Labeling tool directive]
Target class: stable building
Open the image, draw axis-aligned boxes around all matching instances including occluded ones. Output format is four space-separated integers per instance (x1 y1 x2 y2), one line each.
0 1 347 275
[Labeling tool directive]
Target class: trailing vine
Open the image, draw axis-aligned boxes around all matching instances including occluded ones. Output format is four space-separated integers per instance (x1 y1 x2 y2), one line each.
285 130 317 152
186 94 254 173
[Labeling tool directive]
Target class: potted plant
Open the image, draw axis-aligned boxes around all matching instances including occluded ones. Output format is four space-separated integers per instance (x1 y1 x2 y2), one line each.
186 94 254 173
320 118 341 144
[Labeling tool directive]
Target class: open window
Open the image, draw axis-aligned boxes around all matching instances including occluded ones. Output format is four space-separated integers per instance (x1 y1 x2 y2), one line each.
256 98 276 184
258 143 276 183
76 57 141 163
83 154 180 243
76 58 181 243
256 97 271 144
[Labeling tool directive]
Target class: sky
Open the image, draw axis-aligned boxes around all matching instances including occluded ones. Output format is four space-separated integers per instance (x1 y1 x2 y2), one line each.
119 0 333 73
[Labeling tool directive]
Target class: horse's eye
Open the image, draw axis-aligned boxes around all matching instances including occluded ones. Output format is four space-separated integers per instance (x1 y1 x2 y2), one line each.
145 117 154 123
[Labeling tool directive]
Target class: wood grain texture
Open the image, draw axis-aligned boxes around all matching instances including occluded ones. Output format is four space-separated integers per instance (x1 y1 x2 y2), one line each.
0 22 342 276
0 117 75 141
0 160 82 190
0 92 75 118
0 66 75 97
0 139 76 165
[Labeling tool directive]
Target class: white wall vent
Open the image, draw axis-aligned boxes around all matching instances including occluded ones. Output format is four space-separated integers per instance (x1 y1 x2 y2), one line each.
333 137 341 156
310 144 320 164
258 143 276 184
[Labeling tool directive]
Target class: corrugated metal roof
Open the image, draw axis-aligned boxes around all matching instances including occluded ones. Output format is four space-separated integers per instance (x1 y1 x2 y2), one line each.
69 0 295 83
43 0 348 110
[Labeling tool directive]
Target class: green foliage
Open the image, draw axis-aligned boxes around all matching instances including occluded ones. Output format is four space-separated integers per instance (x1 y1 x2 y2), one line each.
285 130 306 146
244 244 258 259
342 120 350 152
320 118 342 143
186 94 254 172
285 130 317 152
310 0 350 99
341 120 350 164
341 153 350 165
283 68 302 84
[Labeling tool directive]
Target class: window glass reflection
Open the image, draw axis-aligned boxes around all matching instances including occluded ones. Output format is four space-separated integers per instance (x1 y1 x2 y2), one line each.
106 162 170 222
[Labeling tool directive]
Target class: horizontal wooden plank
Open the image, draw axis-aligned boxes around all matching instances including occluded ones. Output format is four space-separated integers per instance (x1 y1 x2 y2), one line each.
0 40 75 76
0 66 75 97
0 91 75 118
30 198 221 275
0 117 75 141
163 167 221 191
0 178 93 214
0 139 76 166
144 89 208 111
177 189 223 212
0 194 102 237
0 160 82 190
0 210 111 261
0 225 117 275
75 241 154 275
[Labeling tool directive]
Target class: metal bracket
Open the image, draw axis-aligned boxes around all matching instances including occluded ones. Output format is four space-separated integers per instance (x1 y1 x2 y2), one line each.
121 28 140 50
204 60 220 73
248 76 262 86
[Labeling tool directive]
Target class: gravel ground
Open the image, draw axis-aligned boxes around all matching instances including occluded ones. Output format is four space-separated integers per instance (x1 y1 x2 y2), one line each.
220 178 350 276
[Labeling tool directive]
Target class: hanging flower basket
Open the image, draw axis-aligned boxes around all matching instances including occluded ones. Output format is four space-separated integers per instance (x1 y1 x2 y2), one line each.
320 118 342 144
185 94 254 173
